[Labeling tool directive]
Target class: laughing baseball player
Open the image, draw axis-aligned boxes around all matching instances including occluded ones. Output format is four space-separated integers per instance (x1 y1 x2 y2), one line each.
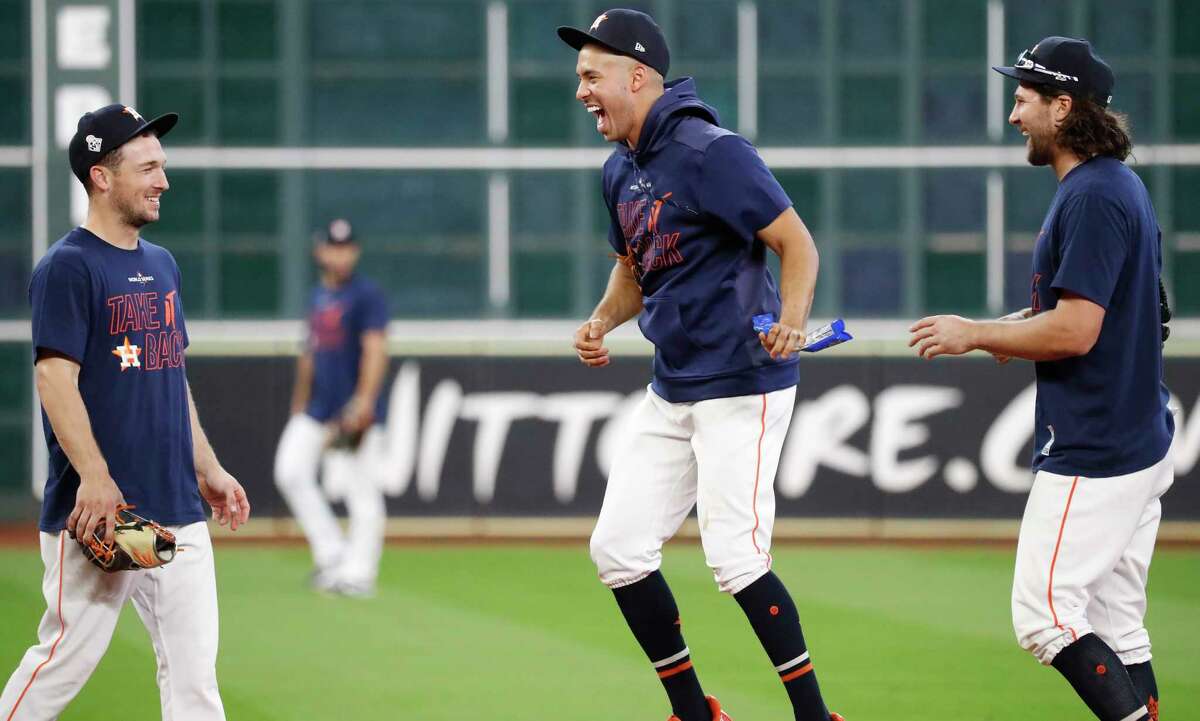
560 10 842 721
909 37 1173 721
1 104 250 720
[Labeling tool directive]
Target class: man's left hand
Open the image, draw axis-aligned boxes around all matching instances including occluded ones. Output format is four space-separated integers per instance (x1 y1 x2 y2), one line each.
198 468 250 531
908 315 978 359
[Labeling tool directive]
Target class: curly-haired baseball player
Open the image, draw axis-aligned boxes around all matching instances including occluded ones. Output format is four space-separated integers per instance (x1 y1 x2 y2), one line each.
559 10 842 721
1 104 250 720
909 37 1172 721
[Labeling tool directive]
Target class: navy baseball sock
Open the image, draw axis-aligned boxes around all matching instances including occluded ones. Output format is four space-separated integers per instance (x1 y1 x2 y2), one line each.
612 571 711 721
733 571 830 721
1125 661 1159 720
1050 634 1149 720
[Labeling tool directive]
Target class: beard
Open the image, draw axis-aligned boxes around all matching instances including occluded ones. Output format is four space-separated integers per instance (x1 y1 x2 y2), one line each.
111 189 155 228
1026 128 1055 166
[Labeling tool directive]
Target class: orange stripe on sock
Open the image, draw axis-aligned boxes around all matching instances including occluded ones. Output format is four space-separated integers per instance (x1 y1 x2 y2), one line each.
657 660 694 679
780 662 814 682
1048 476 1080 643
7 534 67 721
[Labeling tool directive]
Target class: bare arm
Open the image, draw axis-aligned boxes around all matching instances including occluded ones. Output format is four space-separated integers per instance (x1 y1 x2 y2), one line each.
290 350 314 415
187 382 250 529
342 329 387 431
36 352 124 543
909 293 1105 361
574 260 644 368
757 207 820 359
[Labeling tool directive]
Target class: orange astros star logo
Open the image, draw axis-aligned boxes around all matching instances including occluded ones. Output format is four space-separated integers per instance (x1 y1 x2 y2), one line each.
112 336 142 370
122 106 144 122
590 13 608 31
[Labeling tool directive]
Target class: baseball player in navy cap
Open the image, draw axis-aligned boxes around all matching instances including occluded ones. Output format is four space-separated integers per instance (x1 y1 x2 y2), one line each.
2 104 249 719
274 218 390 598
909 37 1173 721
561 10 843 721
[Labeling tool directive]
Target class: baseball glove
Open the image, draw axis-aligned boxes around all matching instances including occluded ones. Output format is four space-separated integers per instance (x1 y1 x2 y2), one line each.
80 505 178 572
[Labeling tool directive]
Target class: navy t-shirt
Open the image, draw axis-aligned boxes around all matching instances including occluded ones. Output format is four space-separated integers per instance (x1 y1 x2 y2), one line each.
601 78 797 402
1029 157 1174 476
305 274 389 422
29 228 204 532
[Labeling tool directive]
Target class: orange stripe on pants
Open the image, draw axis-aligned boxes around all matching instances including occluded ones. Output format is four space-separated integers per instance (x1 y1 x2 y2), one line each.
6 534 67 721
749 394 771 566
1047 476 1080 643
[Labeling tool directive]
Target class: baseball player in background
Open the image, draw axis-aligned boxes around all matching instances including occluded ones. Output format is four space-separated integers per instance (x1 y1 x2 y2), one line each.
274 219 389 598
560 10 842 721
909 37 1173 721
1 104 250 720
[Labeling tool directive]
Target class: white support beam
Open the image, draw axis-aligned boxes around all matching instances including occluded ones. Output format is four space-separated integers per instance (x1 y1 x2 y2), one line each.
487 172 511 309
736 1 758 139
118 0 136 105
987 0 1006 141
986 170 1005 315
486 2 509 144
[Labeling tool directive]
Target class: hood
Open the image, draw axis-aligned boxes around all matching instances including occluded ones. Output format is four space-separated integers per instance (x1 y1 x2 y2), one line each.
627 77 720 158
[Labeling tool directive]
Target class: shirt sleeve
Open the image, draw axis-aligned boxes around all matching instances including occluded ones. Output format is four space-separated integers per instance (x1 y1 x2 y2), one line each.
1050 193 1129 309
29 258 92 364
362 286 389 332
697 135 792 241
172 258 190 349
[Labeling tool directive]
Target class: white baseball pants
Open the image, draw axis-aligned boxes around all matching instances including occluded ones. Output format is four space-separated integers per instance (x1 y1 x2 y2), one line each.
273 413 385 585
1012 453 1174 665
590 385 796 595
1 522 225 721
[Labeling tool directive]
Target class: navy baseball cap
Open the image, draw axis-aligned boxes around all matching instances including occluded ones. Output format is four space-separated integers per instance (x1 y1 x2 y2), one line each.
68 103 178 185
557 9 670 78
319 218 355 245
993 36 1114 107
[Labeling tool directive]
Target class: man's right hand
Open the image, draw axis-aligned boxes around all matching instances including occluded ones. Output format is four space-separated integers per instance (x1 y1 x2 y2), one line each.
68 472 125 544
574 318 611 367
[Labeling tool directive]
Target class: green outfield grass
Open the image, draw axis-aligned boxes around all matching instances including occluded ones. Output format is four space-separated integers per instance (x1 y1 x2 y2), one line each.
1 543 1197 720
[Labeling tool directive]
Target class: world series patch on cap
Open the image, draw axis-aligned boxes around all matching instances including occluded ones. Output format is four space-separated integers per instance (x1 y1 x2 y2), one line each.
557 8 670 78
68 103 178 184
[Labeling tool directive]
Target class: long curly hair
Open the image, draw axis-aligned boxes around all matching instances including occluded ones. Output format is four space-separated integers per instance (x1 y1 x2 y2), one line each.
1024 81 1133 161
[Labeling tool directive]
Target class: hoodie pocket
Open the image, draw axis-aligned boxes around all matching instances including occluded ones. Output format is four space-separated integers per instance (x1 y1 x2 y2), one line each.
638 296 703 373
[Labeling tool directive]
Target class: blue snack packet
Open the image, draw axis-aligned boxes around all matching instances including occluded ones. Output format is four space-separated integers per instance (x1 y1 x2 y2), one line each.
801 318 853 352
752 313 776 335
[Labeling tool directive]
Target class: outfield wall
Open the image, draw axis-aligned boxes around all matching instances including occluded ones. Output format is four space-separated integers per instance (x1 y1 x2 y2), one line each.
183 351 1200 525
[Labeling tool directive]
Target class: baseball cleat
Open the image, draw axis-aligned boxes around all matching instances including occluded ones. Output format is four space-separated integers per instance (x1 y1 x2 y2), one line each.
667 695 732 721
830 714 846 721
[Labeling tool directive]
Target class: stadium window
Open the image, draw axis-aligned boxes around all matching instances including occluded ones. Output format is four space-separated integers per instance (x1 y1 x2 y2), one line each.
1172 73 1200 141
307 170 488 317
0 169 30 318
1003 0 1068 60
307 1 485 145
1173 0 1200 61
511 171 575 316
921 169 986 315
838 170 904 315
1172 167 1200 314
921 75 986 142
0 0 28 144
839 75 903 142
838 0 902 60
